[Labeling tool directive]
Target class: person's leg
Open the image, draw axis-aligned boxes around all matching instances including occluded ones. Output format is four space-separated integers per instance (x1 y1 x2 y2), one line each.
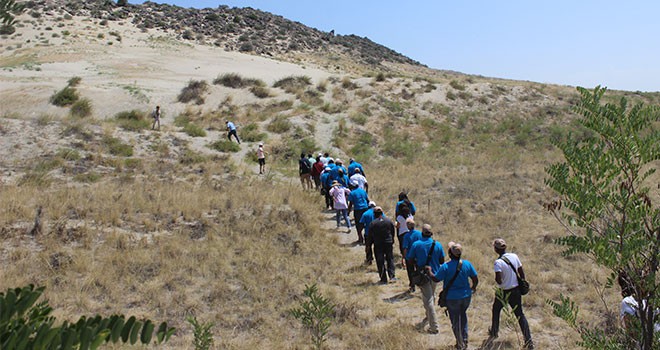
489 289 506 338
341 209 351 229
365 234 373 263
385 243 395 279
374 244 386 282
419 281 438 332
508 288 533 347
446 299 463 347
227 131 232 141
354 209 365 243
460 296 471 346
406 259 416 290
335 209 341 228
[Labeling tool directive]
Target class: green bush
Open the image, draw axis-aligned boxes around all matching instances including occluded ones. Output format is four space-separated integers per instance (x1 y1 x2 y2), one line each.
449 80 466 91
180 148 207 164
74 171 101 183
240 123 267 142
214 73 245 88
115 110 150 131
178 80 209 104
183 123 207 137
209 140 240 153
349 112 368 125
267 115 292 134
56 148 81 161
103 136 134 157
50 87 79 106
250 85 272 98
70 98 92 118
273 76 311 94
289 284 335 350
67 76 82 87
188 316 214 350
174 114 191 127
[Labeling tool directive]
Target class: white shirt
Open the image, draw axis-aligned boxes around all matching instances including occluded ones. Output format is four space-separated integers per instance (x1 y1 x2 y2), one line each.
396 214 412 236
620 296 660 332
494 252 522 290
349 173 368 190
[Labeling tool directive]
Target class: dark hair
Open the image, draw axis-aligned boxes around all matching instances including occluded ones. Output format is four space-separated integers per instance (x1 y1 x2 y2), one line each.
398 203 410 217
300 153 305 158
398 191 408 201
316 156 321 162
618 271 635 297
324 152 329 157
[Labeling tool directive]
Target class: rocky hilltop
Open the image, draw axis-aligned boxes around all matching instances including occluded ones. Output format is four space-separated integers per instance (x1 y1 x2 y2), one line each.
24 0 420 66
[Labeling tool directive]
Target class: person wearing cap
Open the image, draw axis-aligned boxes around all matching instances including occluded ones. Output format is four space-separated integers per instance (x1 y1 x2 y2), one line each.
329 180 351 231
428 242 478 349
349 168 368 193
256 142 267 175
488 238 533 349
320 166 334 210
311 155 325 190
226 120 240 144
347 183 369 244
368 207 396 284
407 224 445 334
402 217 422 293
359 201 379 264
347 158 365 177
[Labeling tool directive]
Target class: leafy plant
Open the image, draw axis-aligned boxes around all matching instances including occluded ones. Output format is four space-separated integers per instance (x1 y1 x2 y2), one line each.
289 284 335 350
544 86 660 350
273 76 311 94
50 87 79 107
70 98 92 118
183 123 207 137
114 110 150 131
103 136 133 157
187 316 214 350
209 140 240 153
267 115 292 134
0 284 175 349
178 80 208 104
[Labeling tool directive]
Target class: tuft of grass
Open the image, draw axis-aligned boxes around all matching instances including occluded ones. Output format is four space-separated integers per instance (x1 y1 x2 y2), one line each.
240 123 267 142
67 76 82 87
250 85 272 99
449 79 466 91
114 110 150 131
320 103 343 114
70 98 92 118
180 148 207 165
348 112 368 126
102 136 134 157
56 148 81 161
50 87 79 107
273 76 311 94
213 73 265 89
183 123 207 137
209 140 240 153
74 172 102 183
178 80 209 104
266 115 292 134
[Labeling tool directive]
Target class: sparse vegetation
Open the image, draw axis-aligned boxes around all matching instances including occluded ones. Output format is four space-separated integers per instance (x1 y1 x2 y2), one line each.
267 115 292 133
209 139 240 152
70 98 92 118
183 123 207 137
273 75 311 94
50 86 79 107
115 110 150 131
178 80 209 104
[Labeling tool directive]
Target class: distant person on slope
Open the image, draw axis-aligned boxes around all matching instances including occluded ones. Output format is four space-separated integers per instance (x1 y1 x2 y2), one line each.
226 120 240 144
256 142 267 174
347 183 369 245
151 105 161 131
299 153 313 190
329 180 351 232
369 207 396 285
311 155 325 190
396 191 417 217
349 168 368 193
347 158 365 177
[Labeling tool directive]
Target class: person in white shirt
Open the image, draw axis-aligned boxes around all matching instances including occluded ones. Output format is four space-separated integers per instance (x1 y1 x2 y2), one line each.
488 238 534 350
349 168 368 193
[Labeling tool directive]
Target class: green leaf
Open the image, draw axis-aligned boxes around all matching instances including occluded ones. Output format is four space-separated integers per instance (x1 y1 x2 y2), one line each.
121 316 136 343
129 320 142 345
141 320 154 344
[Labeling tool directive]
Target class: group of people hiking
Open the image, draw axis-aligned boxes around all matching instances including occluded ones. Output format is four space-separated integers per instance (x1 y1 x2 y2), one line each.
298 152 534 350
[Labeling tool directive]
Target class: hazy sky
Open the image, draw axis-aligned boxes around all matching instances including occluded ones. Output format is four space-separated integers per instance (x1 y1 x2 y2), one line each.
133 0 660 92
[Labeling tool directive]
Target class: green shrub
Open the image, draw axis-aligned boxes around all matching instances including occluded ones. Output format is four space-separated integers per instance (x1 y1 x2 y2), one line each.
56 148 81 161
188 316 214 350
250 85 272 98
267 116 292 134
74 171 101 183
349 132 375 160
178 80 209 104
115 110 150 131
374 72 386 82
449 79 466 91
299 89 324 106
124 158 142 170
446 91 456 100
180 148 207 165
70 98 92 118
349 112 368 125
67 76 82 87
289 284 335 350
320 103 343 114
273 76 311 94
50 87 79 106
183 123 207 137
174 114 191 127
240 123 267 142
381 130 421 162
103 136 134 156
209 140 240 153
214 73 252 88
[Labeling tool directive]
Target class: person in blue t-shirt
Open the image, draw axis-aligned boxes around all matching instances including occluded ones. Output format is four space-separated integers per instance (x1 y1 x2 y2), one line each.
347 185 369 244
226 120 240 144
407 225 445 334
429 242 478 349
402 218 423 293
320 167 333 210
359 201 380 264
347 158 365 177
336 168 349 188
396 191 417 217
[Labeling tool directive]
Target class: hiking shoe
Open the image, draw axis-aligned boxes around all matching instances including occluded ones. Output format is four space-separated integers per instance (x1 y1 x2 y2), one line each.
524 340 534 349
378 280 388 285
407 286 416 293
415 319 427 330
427 329 439 335
389 277 398 283
364 259 373 266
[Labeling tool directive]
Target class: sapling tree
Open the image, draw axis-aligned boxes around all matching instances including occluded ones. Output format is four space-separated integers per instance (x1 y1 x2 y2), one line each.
289 284 335 350
544 86 659 349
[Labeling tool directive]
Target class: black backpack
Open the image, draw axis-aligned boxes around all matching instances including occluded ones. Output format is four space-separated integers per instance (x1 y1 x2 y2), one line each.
300 159 311 173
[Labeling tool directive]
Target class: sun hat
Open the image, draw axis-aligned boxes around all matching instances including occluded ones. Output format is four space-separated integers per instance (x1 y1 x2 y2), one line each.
332 180 340 186
493 238 507 250
373 206 383 214
368 201 376 208
405 217 415 224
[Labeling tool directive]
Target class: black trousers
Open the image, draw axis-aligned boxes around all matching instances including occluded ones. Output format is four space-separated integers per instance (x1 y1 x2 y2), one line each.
354 208 367 241
490 287 532 344
374 243 395 282
227 129 240 143
365 234 374 262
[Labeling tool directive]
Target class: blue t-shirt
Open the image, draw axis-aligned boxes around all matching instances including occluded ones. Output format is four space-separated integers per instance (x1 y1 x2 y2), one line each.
396 200 417 216
321 172 332 188
227 121 236 131
330 166 348 181
406 237 445 274
403 229 422 251
337 174 349 188
434 258 478 300
347 188 369 210
360 209 386 237
347 161 365 177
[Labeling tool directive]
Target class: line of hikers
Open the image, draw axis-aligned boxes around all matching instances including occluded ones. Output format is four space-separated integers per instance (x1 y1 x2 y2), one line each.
302 152 534 350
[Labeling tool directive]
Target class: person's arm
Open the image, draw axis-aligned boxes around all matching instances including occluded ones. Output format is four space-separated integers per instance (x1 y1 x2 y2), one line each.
518 266 526 280
495 271 503 285
364 182 369 193
471 275 479 292
425 266 441 282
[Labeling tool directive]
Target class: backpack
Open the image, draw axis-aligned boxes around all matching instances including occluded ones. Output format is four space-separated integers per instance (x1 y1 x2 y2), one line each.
300 159 311 173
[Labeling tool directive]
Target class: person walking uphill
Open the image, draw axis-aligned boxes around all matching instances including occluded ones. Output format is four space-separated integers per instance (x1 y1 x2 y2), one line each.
256 142 267 175
226 120 240 144
151 105 161 131
368 207 396 284
347 184 369 244
299 153 313 190
406 224 444 334
429 242 478 350
488 238 534 349
329 181 351 232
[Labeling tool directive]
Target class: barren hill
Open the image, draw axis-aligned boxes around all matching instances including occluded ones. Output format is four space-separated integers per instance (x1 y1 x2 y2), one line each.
0 2 659 349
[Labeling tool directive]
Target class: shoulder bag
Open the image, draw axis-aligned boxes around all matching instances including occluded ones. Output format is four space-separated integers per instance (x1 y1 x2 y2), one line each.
438 260 462 307
410 240 435 286
501 255 530 295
